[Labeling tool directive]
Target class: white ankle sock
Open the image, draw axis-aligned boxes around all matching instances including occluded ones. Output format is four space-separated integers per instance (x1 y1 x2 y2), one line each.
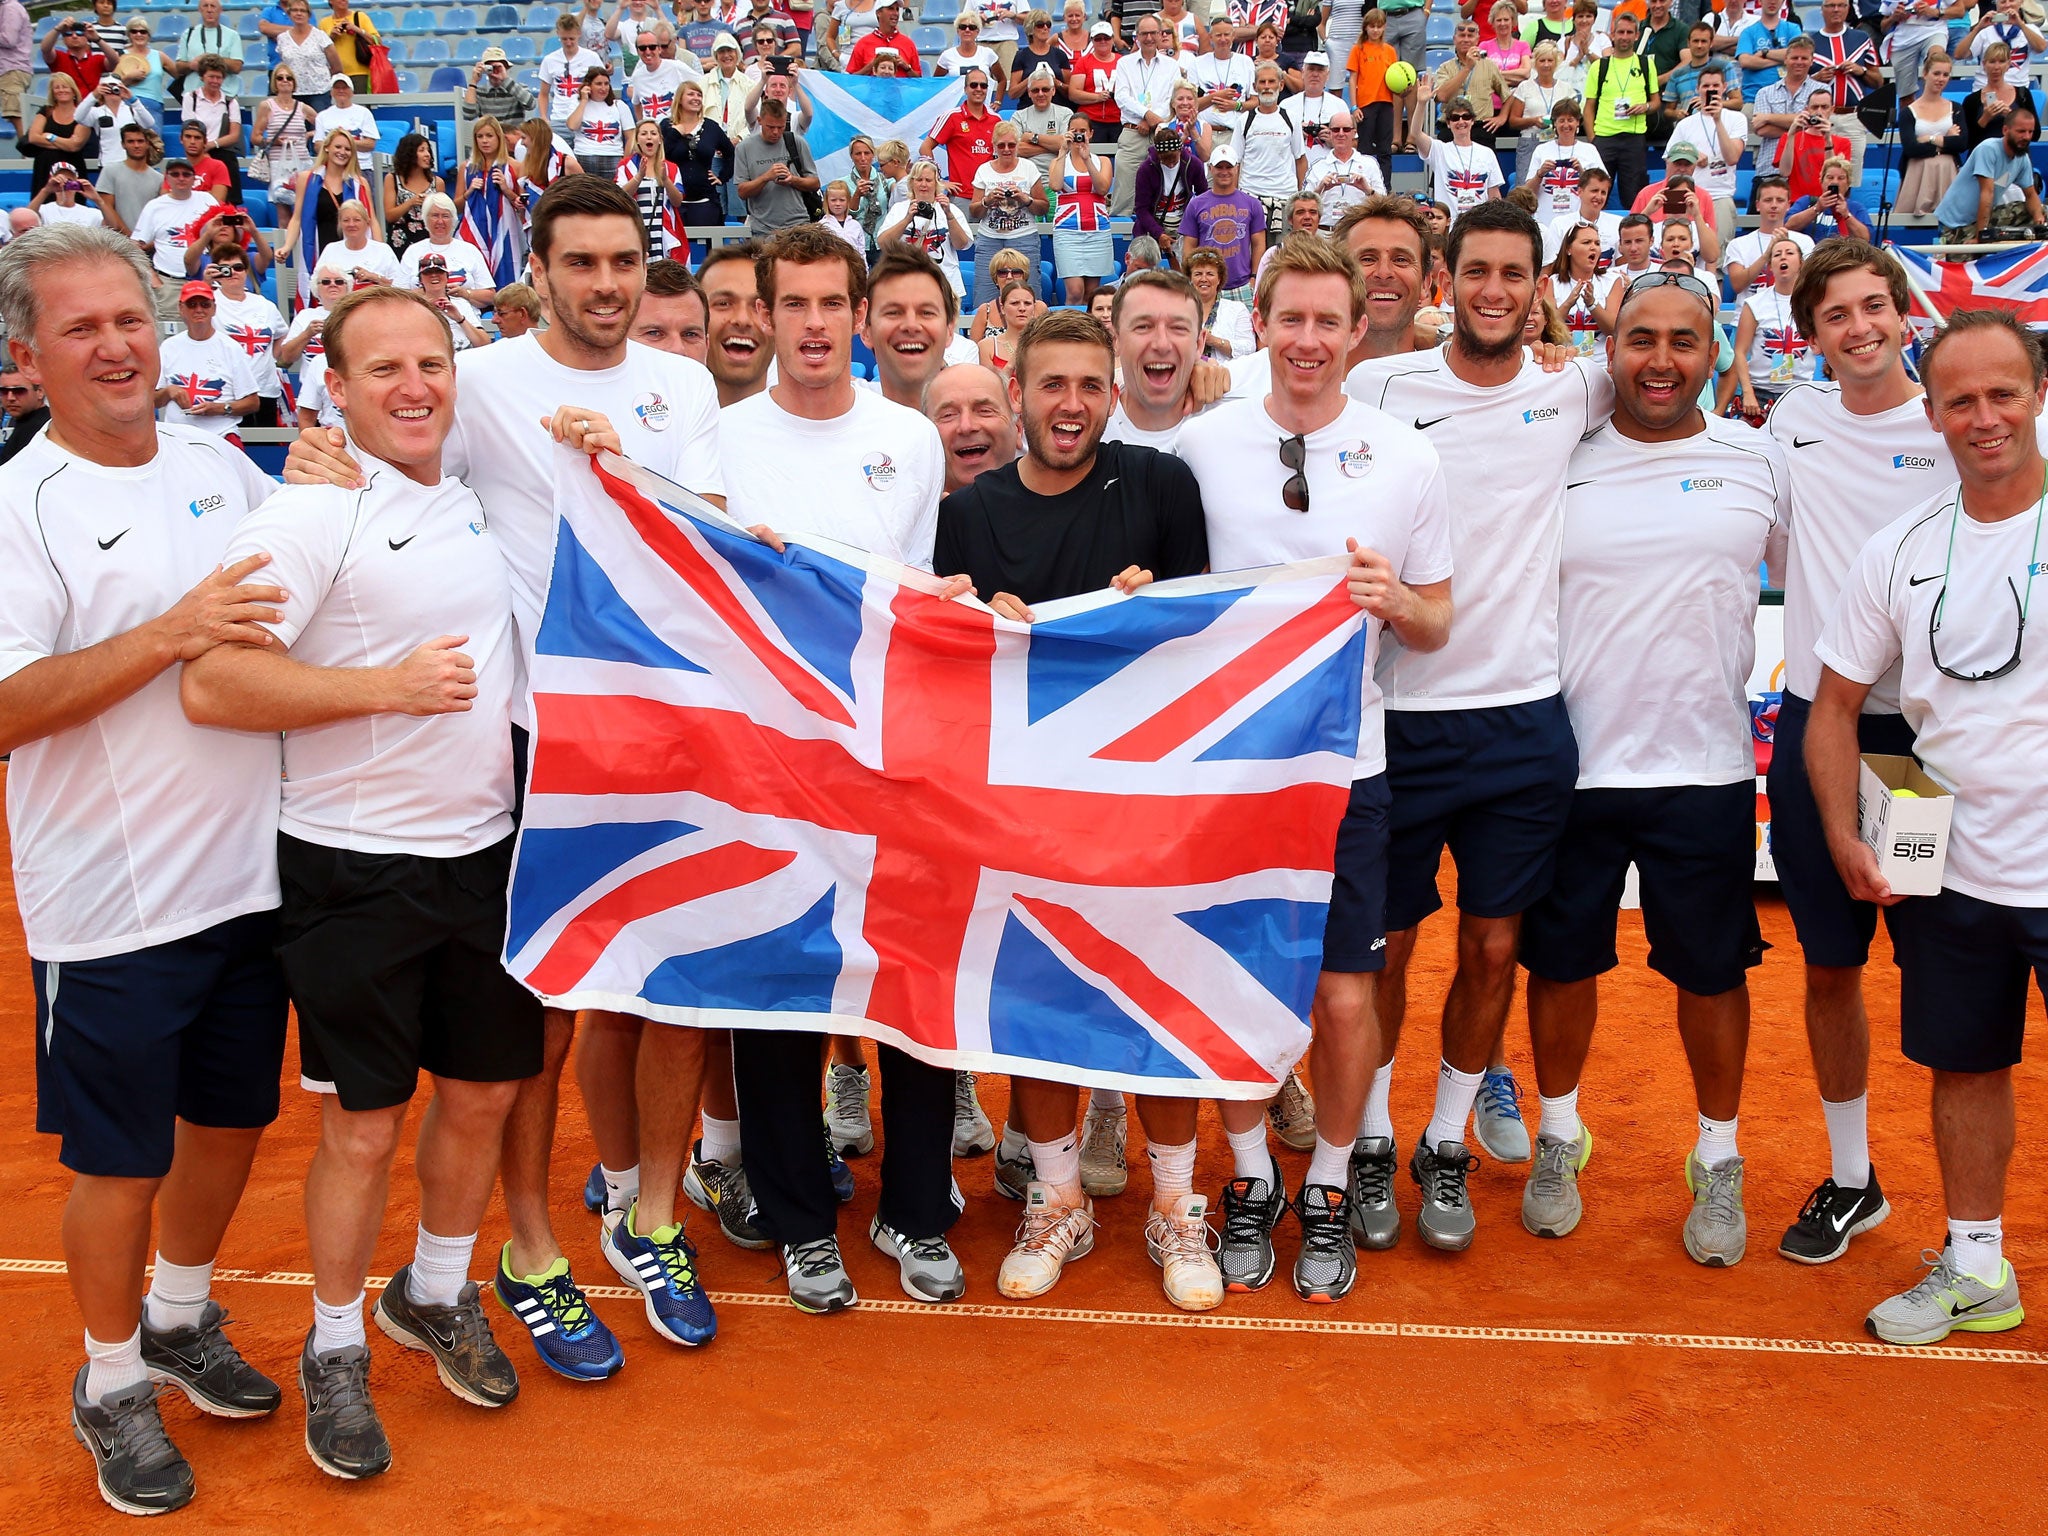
312 1291 366 1355
601 1161 641 1209
1694 1113 1739 1168
144 1255 213 1332
1820 1094 1870 1189
999 1120 1028 1156
1027 1132 1080 1192
1146 1138 1197 1200
1537 1088 1582 1145
1424 1061 1484 1151
1356 1060 1395 1142
84 1327 148 1400
1225 1121 1272 1182
1949 1215 2005 1285
1305 1133 1350 1189
700 1112 743 1167
1089 1086 1126 1115
407 1226 476 1308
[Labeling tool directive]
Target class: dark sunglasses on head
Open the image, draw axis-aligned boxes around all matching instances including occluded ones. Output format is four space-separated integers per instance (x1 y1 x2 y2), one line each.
1623 269 1716 309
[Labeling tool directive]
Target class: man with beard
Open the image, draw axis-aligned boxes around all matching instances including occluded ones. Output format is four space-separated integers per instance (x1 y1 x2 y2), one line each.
932 309 1220 1311
862 245 979 410
284 175 724 1382
1520 269 1784 1267
1341 200 1612 1257
699 240 771 406
924 362 1019 492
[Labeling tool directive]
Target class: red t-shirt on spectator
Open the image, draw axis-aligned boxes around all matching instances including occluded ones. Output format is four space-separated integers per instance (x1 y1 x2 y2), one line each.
52 48 108 98
926 104 997 196
190 154 232 200
847 30 923 75
1070 52 1120 128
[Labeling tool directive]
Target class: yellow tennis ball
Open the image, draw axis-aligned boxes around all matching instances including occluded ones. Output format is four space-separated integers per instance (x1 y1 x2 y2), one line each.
1385 61 1417 96
1892 788 1920 798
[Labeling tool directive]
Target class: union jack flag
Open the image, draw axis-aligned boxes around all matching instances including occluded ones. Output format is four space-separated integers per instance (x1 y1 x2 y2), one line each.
224 321 272 358
170 373 227 406
581 116 624 146
1227 0 1286 35
1758 324 1809 362
1446 166 1491 203
504 452 1369 1097
1890 242 2048 325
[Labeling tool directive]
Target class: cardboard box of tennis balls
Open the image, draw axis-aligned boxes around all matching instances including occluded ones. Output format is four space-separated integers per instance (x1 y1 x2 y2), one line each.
1857 754 1954 897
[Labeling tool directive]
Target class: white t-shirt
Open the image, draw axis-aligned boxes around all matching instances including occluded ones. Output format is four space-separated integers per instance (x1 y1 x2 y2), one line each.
1302 152 1387 226
1281 92 1343 163
718 386 945 570
971 158 1042 240
540 46 604 123
1541 207 1621 264
132 192 205 277
1723 225 1813 291
434 294 487 348
1740 287 1814 393
1558 417 1789 787
1187 52 1255 133
158 330 259 435
213 290 288 401
315 238 404 286
1816 487 2048 906
1420 137 1504 215
1178 395 1455 777
1548 271 1620 357
442 335 725 725
297 355 345 427
1347 351 1613 710
1102 405 1183 453
1765 380 1955 709
571 98 635 159
37 200 103 227
313 101 378 145
1526 140 1605 218
630 58 694 123
399 237 493 293
935 43 1002 77
0 428 281 961
1235 109 1306 199
224 457 518 857
1665 109 1747 203
285 303 328 365
1970 21 2038 88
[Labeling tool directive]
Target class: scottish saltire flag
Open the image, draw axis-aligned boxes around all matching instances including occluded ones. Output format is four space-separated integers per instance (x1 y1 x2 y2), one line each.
1891 241 2048 326
504 452 1369 1099
803 73 965 189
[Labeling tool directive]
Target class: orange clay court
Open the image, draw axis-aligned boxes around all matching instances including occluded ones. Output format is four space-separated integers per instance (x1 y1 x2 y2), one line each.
0 781 2043 1534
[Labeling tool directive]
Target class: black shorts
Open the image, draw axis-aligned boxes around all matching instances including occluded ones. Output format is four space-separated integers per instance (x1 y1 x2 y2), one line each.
1384 694 1580 932
510 722 531 825
277 833 544 1112
33 911 287 1178
1891 887 2046 1073
1520 782 1766 997
1765 691 1918 968
1322 773 1393 973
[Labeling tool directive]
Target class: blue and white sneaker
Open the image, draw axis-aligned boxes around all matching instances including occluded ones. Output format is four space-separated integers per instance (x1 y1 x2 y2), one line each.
828 1126 855 1205
492 1247 624 1382
601 1203 718 1347
1473 1068 1531 1163
581 1162 605 1216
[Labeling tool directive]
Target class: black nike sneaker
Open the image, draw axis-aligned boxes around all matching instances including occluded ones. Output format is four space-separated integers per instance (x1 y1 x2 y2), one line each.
141 1300 282 1418
71 1366 195 1516
1778 1167 1890 1265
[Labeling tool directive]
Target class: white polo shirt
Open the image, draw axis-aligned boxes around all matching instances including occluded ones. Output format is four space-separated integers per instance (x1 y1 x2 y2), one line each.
223 454 519 857
0 427 281 961
1559 416 1789 787
158 330 260 437
1178 394 1454 778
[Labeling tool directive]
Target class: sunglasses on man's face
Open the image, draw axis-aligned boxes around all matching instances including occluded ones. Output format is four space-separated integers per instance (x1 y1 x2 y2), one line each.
0 385 35 399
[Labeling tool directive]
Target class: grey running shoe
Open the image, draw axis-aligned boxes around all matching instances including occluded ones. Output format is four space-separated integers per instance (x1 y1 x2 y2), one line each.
1522 1126 1593 1239
825 1062 874 1156
1217 1157 1287 1292
1683 1153 1748 1268
1267 1069 1318 1151
683 1138 772 1250
1347 1136 1400 1251
1079 1099 1128 1197
373 1267 519 1408
1292 1183 1357 1303
71 1367 194 1516
298 1333 391 1481
1867 1248 2025 1346
994 1124 1034 1201
869 1215 967 1304
1473 1067 1532 1163
953 1071 997 1156
142 1300 282 1418
782 1236 859 1314
1409 1137 1480 1252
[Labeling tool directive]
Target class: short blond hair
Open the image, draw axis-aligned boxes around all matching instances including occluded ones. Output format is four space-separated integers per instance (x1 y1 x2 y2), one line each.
1254 233 1369 324
1821 155 1853 180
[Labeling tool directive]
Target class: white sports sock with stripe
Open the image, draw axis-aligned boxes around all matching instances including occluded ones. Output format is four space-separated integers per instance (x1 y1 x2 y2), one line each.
1949 1216 2004 1285
312 1291 366 1355
1146 1138 1196 1200
1225 1121 1272 1182
1821 1094 1870 1189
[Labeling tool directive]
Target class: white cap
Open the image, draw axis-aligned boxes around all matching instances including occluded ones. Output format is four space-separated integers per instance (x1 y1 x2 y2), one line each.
1210 142 1239 166
1303 50 1330 68
1089 19 1113 36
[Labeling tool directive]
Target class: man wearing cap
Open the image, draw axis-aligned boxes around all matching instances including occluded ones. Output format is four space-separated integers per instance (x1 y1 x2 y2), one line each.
1109 14 1177 216
1178 142 1264 292
849 1 924 74
465 44 539 123
313 73 377 154
130 158 208 321
1067 22 1122 142
1284 51 1345 165
30 161 109 228
1629 134 1701 215
156 280 260 439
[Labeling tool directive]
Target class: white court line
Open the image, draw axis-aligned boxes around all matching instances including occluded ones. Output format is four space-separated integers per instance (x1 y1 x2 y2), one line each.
3 1257 2042 1366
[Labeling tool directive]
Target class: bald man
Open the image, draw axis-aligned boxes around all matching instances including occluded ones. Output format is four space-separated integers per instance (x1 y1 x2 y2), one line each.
923 363 1019 493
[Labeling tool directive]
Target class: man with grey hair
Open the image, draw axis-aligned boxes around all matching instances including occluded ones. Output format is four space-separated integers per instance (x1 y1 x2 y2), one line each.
0 224 289 1518
627 20 694 122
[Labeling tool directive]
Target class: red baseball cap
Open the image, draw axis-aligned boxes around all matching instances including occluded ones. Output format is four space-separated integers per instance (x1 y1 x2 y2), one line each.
179 279 215 303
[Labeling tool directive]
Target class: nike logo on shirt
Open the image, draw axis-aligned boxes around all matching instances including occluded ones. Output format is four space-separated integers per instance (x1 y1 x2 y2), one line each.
1908 573 1942 586
1792 435 1825 448
1566 479 1596 490
388 535 417 551
98 530 129 550
1414 415 1451 431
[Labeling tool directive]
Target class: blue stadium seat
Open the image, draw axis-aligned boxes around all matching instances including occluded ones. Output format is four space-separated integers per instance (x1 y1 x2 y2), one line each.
400 8 439 33
481 4 521 30
456 34 492 61
500 34 535 60
442 8 479 32
1426 14 1455 44
396 67 422 90
411 35 451 61
428 64 468 91
238 14 265 38
525 3 558 28
911 24 948 53
368 8 399 33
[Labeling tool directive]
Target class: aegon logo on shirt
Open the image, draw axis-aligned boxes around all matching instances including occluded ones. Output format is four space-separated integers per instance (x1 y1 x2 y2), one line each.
1893 453 1936 471
1679 477 1724 493
1336 441 1373 478
189 493 226 517
863 453 898 488
632 392 671 431
468 520 487 536
1522 407 1560 423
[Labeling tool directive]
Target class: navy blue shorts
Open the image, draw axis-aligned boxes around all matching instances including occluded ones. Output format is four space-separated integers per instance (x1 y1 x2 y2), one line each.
33 911 288 1179
1766 691 1919 968
1384 695 1579 933
1520 782 1766 996
1322 773 1393 973
1891 888 2046 1073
